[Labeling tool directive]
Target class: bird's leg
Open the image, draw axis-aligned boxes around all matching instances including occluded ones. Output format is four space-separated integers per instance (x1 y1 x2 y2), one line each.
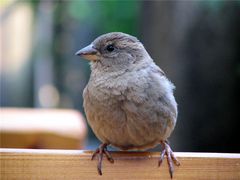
91 143 114 175
158 140 180 178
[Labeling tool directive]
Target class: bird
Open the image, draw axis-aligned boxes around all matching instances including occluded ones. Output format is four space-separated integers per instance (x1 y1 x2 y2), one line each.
75 32 180 178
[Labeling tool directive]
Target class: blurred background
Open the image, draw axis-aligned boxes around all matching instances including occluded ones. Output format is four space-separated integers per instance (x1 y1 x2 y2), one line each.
0 0 240 152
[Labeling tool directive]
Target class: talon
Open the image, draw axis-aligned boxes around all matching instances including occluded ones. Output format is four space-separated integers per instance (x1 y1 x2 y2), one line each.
159 141 180 178
91 149 99 160
97 154 103 175
97 164 102 175
104 149 114 163
91 143 114 175
158 149 166 167
170 151 181 166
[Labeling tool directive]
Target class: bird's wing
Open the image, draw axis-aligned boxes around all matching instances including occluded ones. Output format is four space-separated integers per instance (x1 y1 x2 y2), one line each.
154 66 166 77
120 64 177 140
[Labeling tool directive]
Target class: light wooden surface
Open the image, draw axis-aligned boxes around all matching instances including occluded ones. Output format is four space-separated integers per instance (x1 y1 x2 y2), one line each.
1 148 240 179
0 108 87 149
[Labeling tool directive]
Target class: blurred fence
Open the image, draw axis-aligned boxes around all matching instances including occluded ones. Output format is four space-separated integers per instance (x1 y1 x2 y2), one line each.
1 1 239 152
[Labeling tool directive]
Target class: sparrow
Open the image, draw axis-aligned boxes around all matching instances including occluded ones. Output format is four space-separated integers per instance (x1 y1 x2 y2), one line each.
75 32 180 178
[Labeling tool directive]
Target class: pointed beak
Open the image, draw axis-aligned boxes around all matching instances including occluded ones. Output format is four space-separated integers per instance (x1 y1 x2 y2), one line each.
75 44 99 61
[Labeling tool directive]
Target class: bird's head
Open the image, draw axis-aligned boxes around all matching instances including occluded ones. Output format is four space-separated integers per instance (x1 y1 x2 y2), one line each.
75 32 151 71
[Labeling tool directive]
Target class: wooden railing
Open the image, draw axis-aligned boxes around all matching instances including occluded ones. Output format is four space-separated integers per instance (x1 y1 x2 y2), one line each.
0 108 87 149
1 148 240 179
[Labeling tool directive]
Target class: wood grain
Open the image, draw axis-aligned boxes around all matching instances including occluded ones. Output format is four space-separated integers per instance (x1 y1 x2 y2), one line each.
1 148 240 180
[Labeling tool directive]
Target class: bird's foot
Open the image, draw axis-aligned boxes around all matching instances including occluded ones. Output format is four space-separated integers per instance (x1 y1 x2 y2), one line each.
158 141 180 179
91 143 114 175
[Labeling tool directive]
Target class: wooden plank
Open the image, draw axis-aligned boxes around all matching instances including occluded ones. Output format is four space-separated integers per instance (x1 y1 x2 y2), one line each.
0 108 87 149
1 149 240 179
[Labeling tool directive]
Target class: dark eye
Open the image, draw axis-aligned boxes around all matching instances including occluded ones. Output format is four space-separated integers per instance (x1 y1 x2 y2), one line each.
106 44 115 52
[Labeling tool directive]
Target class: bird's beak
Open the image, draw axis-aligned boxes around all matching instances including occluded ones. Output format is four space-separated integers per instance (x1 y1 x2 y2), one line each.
75 44 99 61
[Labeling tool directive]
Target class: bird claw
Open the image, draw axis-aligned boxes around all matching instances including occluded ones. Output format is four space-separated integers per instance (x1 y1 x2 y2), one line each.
159 141 180 179
91 143 114 175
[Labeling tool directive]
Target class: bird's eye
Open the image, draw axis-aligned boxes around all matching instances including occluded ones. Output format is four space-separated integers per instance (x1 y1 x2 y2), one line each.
106 44 115 52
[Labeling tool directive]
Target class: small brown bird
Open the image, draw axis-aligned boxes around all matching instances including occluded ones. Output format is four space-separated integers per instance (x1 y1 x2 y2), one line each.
75 32 180 178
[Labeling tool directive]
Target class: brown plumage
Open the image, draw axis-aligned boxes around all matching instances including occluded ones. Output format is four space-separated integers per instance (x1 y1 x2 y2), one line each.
75 32 180 178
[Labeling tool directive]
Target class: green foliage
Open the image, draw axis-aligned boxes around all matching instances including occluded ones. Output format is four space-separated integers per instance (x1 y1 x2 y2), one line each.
67 0 93 21
67 0 141 34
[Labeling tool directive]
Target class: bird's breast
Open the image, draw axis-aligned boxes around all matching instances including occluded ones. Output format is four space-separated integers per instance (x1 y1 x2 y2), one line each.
83 67 177 150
